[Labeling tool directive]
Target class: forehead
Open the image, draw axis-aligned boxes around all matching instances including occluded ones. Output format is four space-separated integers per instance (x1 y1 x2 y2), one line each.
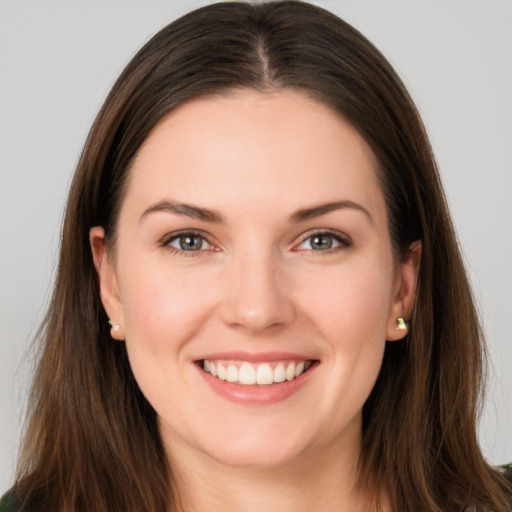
123 89 384 222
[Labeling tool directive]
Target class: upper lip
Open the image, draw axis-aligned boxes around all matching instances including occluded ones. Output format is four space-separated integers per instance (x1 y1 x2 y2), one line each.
194 351 317 363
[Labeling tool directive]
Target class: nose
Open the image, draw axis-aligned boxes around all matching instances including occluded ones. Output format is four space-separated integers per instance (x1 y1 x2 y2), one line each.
220 250 295 335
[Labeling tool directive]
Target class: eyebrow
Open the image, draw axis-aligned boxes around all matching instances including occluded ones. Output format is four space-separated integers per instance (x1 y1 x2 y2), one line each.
139 200 224 223
289 200 373 224
139 199 373 225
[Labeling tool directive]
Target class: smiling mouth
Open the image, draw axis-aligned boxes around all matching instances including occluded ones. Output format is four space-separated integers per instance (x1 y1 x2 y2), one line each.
198 359 316 386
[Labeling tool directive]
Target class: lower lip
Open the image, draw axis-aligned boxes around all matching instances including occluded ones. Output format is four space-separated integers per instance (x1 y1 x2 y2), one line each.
195 362 318 404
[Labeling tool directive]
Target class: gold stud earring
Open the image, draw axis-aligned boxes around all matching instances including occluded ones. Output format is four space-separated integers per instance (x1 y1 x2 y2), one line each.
108 319 120 332
395 317 407 331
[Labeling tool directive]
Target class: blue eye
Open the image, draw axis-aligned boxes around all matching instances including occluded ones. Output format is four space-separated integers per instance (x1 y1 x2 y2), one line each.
297 231 349 251
166 233 210 252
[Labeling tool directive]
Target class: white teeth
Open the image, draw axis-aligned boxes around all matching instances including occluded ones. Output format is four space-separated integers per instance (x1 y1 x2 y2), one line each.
295 361 305 377
256 364 274 385
274 363 285 383
285 362 295 381
226 364 238 383
201 359 312 385
217 364 226 381
239 363 256 385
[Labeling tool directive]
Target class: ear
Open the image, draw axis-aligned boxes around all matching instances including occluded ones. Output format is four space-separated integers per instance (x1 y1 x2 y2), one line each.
386 240 422 341
90 226 125 340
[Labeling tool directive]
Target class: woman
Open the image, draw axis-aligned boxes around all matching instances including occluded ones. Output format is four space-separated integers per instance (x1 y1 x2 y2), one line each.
1 1 510 511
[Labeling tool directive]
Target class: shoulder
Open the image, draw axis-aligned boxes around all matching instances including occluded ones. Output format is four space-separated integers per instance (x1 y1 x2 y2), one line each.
491 464 512 512
464 465 512 512
0 491 18 512
502 462 512 473
502 462 512 486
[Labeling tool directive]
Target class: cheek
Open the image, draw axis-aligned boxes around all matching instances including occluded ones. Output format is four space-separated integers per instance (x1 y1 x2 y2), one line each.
296 255 394 420
115 258 219 416
118 256 218 356
298 256 394 340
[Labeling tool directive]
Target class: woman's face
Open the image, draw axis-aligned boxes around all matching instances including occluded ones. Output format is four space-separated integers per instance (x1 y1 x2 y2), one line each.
92 89 418 469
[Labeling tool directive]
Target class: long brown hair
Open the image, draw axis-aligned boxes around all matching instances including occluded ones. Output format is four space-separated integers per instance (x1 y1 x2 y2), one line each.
14 2 511 511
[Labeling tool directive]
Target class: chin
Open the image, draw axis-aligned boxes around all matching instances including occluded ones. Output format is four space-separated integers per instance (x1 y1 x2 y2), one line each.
162 413 318 470
203 437 309 469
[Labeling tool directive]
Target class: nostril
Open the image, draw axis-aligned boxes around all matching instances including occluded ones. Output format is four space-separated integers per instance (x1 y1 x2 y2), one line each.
221 265 296 332
224 302 296 334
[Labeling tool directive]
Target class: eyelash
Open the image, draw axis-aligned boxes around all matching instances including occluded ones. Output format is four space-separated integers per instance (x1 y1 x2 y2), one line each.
295 229 352 253
160 229 352 257
161 230 215 257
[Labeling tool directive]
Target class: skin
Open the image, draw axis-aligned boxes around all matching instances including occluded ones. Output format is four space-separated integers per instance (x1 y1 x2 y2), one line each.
91 89 420 512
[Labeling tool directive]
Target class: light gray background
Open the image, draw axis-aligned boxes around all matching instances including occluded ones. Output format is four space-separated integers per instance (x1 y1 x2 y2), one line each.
1 0 511 493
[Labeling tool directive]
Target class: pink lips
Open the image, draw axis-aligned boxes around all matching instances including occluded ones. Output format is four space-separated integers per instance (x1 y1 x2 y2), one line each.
196 351 314 363
194 352 318 404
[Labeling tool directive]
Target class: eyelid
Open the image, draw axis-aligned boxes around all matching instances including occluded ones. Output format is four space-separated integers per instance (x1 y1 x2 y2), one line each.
158 228 351 255
293 228 352 251
160 229 218 254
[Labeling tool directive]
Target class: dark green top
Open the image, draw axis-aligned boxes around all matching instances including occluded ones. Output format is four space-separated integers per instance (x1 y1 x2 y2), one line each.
0 492 17 512
1 464 511 511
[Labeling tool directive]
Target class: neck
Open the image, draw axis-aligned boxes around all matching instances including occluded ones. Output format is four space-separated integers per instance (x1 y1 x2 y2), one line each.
164 427 384 512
